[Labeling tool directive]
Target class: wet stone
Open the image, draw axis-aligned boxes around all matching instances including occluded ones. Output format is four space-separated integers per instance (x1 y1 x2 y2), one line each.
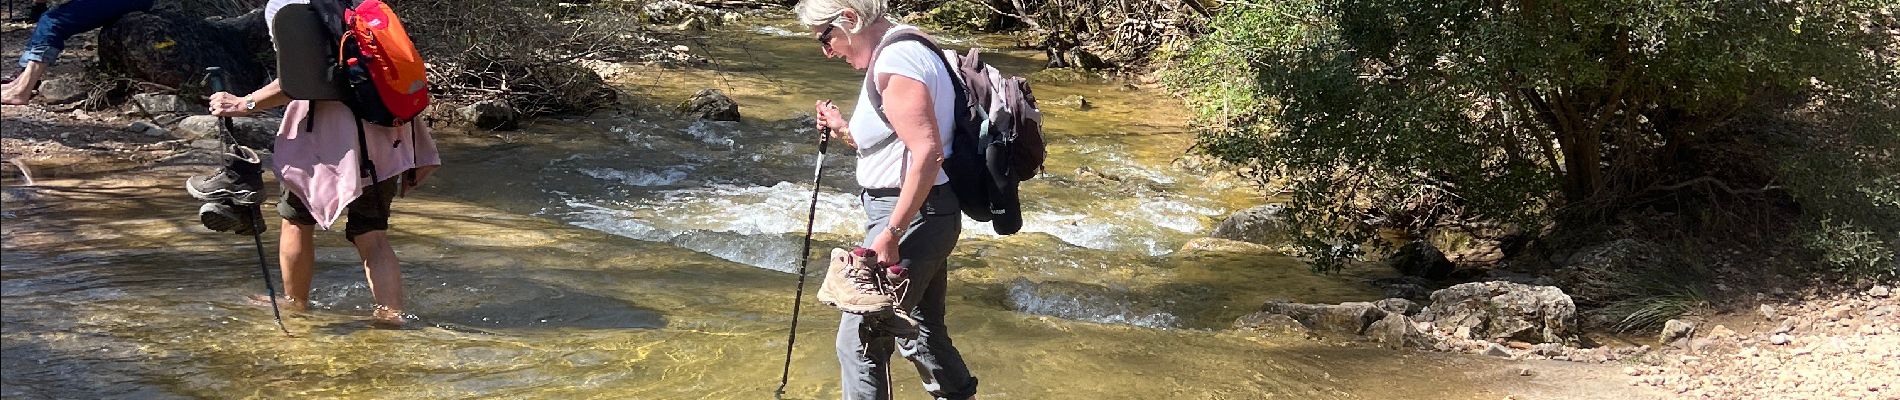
458 99 519 130
1234 312 1306 334
678 88 741 121
1483 343 1513 358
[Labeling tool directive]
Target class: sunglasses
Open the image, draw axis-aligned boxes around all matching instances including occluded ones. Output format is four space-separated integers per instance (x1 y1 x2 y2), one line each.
817 25 836 49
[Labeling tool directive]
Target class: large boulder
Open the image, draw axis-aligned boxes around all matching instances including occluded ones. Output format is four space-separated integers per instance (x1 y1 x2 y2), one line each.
1416 281 1577 344
1210 204 1291 246
177 115 278 150
1366 312 1430 348
98 9 272 96
457 99 519 130
1373 298 1421 316
1389 240 1455 279
678 88 741 121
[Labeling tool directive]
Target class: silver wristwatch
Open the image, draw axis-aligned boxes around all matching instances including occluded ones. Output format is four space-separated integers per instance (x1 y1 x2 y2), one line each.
887 223 908 239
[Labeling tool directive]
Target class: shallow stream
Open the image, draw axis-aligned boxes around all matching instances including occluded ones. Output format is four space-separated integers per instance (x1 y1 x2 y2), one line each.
0 16 1634 399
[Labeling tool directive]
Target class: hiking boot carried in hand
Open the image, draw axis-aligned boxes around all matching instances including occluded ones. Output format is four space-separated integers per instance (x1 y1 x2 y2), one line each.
187 144 265 206
199 199 266 236
817 247 920 338
818 247 896 314
875 308 920 340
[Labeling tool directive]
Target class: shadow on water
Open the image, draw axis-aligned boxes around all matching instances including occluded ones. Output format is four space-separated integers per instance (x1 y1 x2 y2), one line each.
303 262 669 333
0 339 194 400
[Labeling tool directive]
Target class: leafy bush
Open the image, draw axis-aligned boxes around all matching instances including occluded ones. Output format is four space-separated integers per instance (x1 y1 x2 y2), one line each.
1164 0 1897 272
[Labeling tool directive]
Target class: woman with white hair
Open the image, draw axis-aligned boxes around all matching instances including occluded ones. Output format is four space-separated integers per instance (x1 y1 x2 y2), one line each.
798 0 980 398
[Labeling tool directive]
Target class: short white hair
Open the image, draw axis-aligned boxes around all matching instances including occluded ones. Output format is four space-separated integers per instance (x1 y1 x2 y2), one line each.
794 0 886 34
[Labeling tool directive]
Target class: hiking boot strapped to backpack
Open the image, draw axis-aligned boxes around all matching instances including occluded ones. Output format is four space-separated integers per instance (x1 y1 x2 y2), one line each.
866 31 1045 235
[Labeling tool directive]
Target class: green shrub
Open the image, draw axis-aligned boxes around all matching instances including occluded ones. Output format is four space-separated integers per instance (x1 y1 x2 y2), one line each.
1164 0 1897 272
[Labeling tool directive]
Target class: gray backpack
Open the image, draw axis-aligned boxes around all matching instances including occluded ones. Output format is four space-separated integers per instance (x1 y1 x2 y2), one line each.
867 31 1045 235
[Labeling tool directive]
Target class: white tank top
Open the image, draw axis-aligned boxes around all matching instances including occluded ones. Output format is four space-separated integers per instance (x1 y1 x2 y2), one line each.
848 25 957 189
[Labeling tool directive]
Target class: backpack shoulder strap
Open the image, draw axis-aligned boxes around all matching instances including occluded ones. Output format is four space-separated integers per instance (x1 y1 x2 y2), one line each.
312 0 354 39
862 30 966 153
353 117 377 180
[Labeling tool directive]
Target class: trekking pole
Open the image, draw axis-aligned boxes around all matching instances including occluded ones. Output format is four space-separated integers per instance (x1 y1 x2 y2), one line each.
775 126 831 399
208 67 289 336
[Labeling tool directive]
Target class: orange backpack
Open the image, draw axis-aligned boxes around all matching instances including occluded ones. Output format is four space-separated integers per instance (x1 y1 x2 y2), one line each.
316 0 429 126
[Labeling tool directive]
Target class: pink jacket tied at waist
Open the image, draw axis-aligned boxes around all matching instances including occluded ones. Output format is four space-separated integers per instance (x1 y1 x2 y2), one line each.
274 100 441 230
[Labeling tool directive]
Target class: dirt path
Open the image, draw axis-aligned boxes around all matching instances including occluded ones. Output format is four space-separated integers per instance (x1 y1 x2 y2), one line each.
1628 289 1899 399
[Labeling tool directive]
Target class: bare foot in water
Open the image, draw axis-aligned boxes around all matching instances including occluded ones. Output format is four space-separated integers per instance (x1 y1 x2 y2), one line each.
370 305 411 329
247 293 310 312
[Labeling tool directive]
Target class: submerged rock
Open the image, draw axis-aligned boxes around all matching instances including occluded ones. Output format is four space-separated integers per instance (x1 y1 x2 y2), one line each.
1416 281 1577 344
1252 300 1386 335
1210 204 1291 247
1177 237 1276 254
1233 312 1306 335
1005 278 1181 328
679 88 741 121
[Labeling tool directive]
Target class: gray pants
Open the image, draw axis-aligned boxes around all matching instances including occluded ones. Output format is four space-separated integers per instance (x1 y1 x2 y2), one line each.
838 186 978 400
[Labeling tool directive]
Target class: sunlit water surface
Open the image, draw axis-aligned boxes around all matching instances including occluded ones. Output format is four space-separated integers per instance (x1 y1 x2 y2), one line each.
0 15 1605 400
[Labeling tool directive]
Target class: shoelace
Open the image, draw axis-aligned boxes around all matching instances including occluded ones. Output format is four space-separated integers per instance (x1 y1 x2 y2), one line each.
848 262 883 293
847 248 910 300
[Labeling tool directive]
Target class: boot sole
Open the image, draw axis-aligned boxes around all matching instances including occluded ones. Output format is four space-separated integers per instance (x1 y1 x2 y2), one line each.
199 202 243 232
186 182 263 205
199 202 264 235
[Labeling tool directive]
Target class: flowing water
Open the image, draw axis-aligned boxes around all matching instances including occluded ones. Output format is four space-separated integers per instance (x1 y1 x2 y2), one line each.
1 16 1643 400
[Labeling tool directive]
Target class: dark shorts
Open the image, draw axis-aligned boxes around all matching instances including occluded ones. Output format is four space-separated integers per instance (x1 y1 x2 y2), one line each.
278 177 399 242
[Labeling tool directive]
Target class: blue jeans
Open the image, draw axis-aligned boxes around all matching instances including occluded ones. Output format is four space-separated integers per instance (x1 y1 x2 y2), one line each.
19 0 155 67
